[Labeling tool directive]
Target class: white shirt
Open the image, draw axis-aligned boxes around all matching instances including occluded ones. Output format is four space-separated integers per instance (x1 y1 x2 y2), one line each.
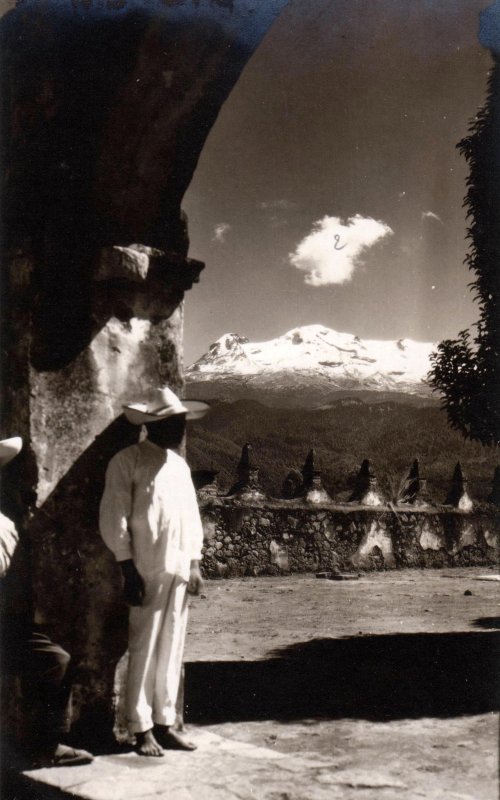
99 440 203 581
0 511 19 579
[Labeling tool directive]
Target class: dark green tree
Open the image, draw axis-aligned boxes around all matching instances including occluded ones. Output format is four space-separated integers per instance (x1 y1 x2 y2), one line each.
429 64 500 446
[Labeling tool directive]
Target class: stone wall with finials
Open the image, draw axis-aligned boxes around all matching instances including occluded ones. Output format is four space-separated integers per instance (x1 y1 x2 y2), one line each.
193 446 500 577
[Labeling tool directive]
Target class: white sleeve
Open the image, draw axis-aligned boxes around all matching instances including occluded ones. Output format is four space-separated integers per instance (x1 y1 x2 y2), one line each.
184 468 204 562
0 512 19 578
99 450 135 562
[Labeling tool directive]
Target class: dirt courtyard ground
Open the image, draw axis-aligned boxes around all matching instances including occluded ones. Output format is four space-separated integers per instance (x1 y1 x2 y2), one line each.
183 567 499 800
11 566 499 800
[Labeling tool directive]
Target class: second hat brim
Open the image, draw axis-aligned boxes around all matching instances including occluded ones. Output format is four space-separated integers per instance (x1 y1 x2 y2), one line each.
0 436 23 467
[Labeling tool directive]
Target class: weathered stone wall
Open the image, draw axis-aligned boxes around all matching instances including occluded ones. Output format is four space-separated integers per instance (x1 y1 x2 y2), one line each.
199 499 499 577
0 0 288 736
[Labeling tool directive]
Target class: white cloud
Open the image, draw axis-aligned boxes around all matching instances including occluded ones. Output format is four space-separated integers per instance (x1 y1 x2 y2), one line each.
212 222 231 243
289 214 393 287
421 210 444 224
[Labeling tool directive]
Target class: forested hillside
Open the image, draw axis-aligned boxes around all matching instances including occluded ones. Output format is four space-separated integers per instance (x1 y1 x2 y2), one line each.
186 398 499 502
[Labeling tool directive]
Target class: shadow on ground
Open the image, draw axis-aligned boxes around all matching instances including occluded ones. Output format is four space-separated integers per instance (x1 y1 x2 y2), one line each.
2 630 499 800
1 769 75 800
472 617 500 629
185 631 500 724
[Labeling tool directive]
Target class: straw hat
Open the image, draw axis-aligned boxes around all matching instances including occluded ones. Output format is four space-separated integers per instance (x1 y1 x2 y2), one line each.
0 436 23 467
123 387 209 425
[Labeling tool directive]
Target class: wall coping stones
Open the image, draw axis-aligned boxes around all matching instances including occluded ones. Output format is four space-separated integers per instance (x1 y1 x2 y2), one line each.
199 495 499 515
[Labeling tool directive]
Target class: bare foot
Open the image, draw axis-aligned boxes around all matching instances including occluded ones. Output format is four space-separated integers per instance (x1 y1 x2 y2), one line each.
136 729 164 757
154 725 197 751
32 743 94 768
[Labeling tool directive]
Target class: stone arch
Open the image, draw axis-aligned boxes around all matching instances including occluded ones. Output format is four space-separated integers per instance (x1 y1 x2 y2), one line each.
0 0 289 739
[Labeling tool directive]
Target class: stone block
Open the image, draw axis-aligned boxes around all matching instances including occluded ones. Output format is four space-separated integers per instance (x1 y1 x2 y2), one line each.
95 245 157 282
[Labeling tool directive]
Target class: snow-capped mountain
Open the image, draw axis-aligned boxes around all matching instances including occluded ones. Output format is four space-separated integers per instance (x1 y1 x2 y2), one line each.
186 325 437 407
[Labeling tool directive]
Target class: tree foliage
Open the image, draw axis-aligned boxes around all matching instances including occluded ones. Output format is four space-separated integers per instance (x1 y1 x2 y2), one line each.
428 67 500 446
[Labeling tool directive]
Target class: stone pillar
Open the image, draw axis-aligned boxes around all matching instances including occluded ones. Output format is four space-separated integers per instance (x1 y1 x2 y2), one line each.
300 449 331 504
398 459 432 506
228 443 266 500
489 466 500 506
349 459 384 506
445 462 473 511
0 0 288 738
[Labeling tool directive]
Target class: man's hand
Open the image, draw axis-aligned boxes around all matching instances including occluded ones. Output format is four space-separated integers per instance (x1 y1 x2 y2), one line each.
119 560 145 606
187 561 204 596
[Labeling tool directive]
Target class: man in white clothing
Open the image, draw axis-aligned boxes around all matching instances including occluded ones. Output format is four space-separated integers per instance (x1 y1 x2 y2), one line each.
99 388 209 757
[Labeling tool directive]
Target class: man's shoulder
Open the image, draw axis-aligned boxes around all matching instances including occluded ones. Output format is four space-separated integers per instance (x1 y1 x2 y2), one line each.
108 444 141 468
169 450 190 472
111 443 141 458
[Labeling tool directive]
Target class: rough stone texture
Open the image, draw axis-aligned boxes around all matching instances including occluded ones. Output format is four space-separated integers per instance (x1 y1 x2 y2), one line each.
13 260 186 728
0 0 288 735
199 498 500 578
96 245 205 289
96 246 159 283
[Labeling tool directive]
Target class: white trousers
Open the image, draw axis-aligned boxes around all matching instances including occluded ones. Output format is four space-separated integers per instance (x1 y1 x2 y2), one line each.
126 572 188 734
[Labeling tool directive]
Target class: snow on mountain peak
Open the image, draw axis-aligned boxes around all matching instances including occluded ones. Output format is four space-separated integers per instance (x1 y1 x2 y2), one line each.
187 324 436 397
190 332 255 374
209 333 250 353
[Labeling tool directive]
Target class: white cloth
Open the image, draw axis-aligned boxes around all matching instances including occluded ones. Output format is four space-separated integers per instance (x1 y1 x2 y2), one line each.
99 440 203 580
0 511 19 578
127 572 188 732
99 440 204 733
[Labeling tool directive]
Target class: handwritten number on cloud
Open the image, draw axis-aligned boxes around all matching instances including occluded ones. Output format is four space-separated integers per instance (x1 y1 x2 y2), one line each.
421 211 444 225
289 214 393 287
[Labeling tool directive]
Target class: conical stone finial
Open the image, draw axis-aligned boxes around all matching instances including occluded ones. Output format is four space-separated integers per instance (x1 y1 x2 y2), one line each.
398 459 431 506
301 449 316 485
408 459 419 480
349 459 384 506
300 449 331 503
445 462 473 511
489 465 500 506
239 443 253 472
228 443 265 499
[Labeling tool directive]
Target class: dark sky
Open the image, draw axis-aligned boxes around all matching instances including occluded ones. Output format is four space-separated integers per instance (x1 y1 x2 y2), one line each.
183 0 492 364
